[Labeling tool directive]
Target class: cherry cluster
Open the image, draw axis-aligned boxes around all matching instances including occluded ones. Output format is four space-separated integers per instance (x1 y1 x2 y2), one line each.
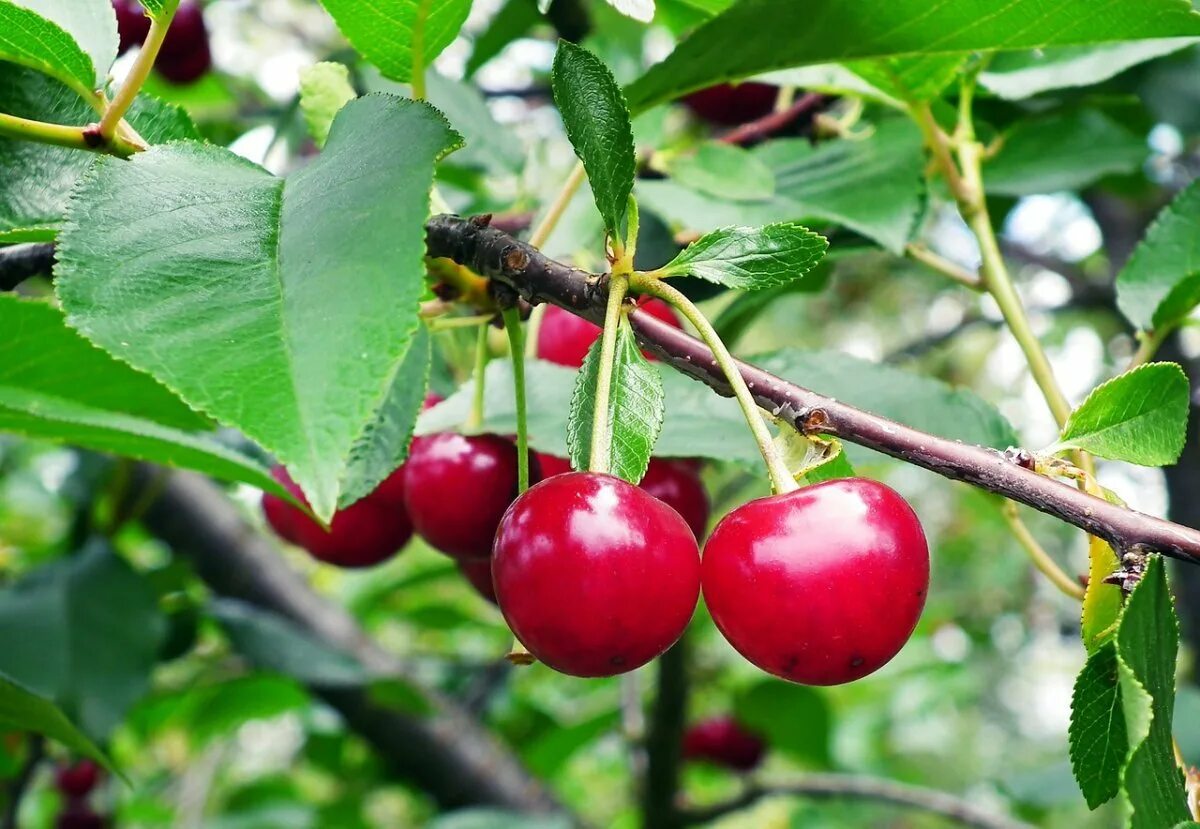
113 0 211 85
53 761 105 829
262 300 929 686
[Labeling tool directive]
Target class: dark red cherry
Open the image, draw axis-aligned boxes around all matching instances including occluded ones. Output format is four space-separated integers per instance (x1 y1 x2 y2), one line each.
403 433 534 561
682 82 779 127
536 298 682 368
55 803 104 829
156 1 210 85
261 466 411 568
112 0 150 54
702 478 928 686
493 472 700 677
458 559 497 604
54 761 100 798
682 716 766 771
639 458 709 540
533 451 573 478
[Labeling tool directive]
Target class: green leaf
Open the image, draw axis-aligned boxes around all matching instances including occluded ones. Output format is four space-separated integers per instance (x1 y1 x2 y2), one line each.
1115 556 1190 828
137 0 179 18
552 41 636 237
428 811 571 829
979 39 1199 100
318 0 471 83
1053 363 1189 466
0 0 108 96
711 265 834 345
638 118 925 253
338 324 431 509
734 680 830 767
0 542 165 738
625 0 1200 111
604 0 653 22
0 671 111 766
131 674 310 748
1068 644 1128 809
211 600 372 687
0 296 285 494
845 55 966 102
55 95 462 521
566 319 665 483
464 0 540 78
663 141 775 202
658 221 827 290
298 61 356 149
0 64 200 241
1116 179 1200 333
984 108 1147 197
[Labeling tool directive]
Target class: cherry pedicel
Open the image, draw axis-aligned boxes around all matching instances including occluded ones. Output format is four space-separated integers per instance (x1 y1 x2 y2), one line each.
493 472 701 677
261 466 412 568
403 433 535 561
682 716 766 772
55 760 100 798
702 478 929 686
536 298 682 368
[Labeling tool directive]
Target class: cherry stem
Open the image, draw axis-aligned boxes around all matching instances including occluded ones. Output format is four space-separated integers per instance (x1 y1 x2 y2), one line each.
99 7 175 143
502 307 530 493
1002 502 1085 601
588 270 629 474
466 323 489 432
630 273 798 495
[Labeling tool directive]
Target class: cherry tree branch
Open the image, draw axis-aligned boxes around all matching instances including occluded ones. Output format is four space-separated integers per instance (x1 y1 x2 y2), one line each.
678 776 1031 829
425 214 1200 565
718 92 828 146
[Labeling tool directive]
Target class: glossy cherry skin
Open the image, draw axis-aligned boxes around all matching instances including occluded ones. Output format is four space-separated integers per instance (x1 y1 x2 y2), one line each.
493 472 701 677
458 558 497 604
261 466 412 568
533 451 573 479
113 0 150 54
403 433 533 561
682 82 779 126
55 761 100 798
682 716 766 771
639 458 710 540
536 298 682 368
702 478 928 686
156 1 211 85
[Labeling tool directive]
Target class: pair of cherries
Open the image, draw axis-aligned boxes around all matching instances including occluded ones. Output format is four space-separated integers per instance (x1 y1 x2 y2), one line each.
113 0 211 84
53 761 105 829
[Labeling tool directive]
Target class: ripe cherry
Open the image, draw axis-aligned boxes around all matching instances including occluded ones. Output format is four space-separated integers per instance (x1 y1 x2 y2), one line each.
54 804 104 829
156 1 211 85
533 451 572 478
536 299 682 368
493 472 700 677
682 82 779 127
682 716 766 771
54 761 100 798
403 433 533 561
112 0 149 54
458 558 497 604
261 466 412 568
702 478 928 686
639 458 709 540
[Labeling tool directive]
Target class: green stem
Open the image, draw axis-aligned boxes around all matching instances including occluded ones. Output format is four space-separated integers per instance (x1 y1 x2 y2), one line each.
502 307 530 493
588 273 630 474
631 273 797 495
99 9 174 143
529 162 586 249
0 111 98 152
1129 327 1169 370
1002 501 1085 601
904 243 982 291
427 313 495 331
466 323 489 431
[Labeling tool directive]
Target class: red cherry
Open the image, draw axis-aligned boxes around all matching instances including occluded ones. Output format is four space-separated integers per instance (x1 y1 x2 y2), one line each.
112 0 150 54
458 559 497 604
682 83 779 127
536 299 682 368
702 478 928 685
639 458 709 540
682 716 766 771
533 451 573 478
55 803 105 829
156 1 210 85
493 472 700 677
54 761 100 798
403 433 534 561
261 466 411 568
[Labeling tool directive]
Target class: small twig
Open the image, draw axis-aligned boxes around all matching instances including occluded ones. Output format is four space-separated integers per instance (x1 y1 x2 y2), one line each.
0 243 56 291
2 735 44 829
718 92 828 146
678 775 1032 829
906 243 982 291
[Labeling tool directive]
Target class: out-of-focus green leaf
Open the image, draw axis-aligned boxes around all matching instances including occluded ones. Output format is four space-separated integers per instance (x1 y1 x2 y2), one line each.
734 680 831 767
664 142 775 202
980 39 1199 99
0 671 112 767
298 62 356 148
1116 179 1200 332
